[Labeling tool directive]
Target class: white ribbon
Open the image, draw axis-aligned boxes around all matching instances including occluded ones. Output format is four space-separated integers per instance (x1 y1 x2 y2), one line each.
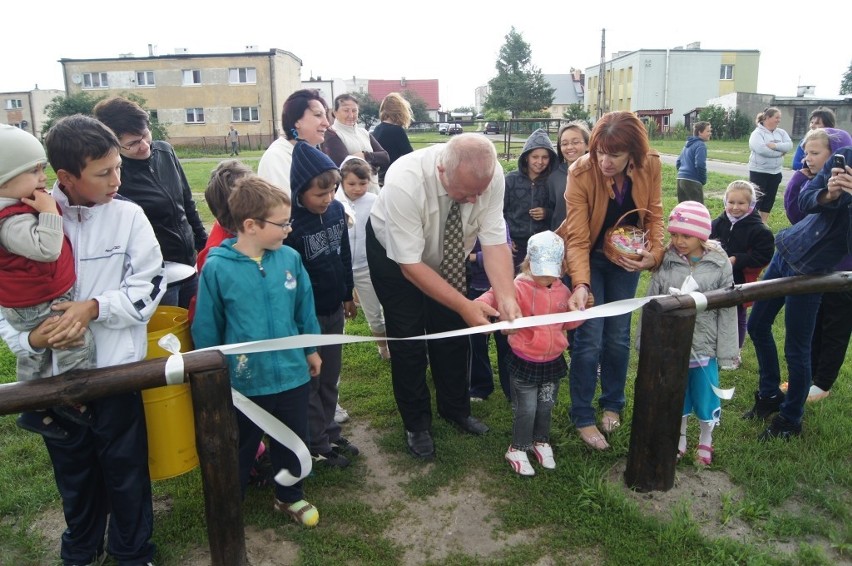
158 333 186 385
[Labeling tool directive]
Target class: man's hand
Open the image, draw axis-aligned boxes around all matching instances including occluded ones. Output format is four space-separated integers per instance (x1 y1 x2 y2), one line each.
460 299 498 327
306 352 322 377
343 300 358 319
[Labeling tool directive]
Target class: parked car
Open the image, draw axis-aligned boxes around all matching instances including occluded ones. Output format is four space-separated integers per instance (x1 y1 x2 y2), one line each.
447 123 464 135
438 123 450 135
484 122 500 134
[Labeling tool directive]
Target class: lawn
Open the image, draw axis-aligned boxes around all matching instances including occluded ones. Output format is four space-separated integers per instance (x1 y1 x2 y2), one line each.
0 146 848 565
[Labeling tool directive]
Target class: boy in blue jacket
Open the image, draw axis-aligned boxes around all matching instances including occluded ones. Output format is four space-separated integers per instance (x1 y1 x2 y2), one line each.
287 142 359 467
192 175 322 527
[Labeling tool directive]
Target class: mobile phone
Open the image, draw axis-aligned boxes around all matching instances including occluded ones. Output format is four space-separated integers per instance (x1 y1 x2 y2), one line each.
833 154 846 170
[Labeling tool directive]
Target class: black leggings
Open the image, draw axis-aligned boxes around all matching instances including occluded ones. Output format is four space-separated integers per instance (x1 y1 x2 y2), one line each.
749 171 783 214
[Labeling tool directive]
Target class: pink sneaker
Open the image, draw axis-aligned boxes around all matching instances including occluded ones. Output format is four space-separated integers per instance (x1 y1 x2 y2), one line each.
532 442 556 469
505 446 535 476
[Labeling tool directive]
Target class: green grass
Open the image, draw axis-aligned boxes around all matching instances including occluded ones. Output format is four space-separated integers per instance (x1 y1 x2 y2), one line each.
3 154 849 565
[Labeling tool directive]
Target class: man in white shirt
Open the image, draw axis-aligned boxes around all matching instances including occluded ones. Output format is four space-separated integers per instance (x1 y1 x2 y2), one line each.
367 133 520 458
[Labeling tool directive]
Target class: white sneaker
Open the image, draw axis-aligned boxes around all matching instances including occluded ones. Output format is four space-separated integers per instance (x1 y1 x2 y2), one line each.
505 446 535 476
334 404 349 424
807 385 830 402
532 442 556 469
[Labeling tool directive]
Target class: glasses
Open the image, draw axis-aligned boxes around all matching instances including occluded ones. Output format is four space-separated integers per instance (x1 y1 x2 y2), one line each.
560 140 586 147
120 130 151 151
257 218 293 230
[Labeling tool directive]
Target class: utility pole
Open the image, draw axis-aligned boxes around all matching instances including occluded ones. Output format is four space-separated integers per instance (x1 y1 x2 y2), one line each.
597 28 606 119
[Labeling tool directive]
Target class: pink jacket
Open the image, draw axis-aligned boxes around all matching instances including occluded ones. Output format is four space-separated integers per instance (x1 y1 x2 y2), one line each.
477 275 582 362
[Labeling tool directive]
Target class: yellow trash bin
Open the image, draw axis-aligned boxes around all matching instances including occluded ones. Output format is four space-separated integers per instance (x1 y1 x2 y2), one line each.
143 306 199 480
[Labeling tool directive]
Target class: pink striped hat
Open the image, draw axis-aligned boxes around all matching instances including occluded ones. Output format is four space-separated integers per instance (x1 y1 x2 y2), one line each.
668 201 711 241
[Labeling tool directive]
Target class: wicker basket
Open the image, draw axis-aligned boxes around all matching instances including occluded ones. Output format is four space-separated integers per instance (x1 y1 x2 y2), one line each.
602 208 650 263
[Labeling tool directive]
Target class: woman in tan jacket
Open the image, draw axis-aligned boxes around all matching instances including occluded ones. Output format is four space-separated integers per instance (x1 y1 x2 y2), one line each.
556 111 664 450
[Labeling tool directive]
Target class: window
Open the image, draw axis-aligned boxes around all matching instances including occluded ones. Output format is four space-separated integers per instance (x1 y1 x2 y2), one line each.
136 71 155 86
182 69 201 85
229 67 256 84
720 65 734 80
232 106 259 122
82 72 109 88
5 99 22 109
185 108 205 123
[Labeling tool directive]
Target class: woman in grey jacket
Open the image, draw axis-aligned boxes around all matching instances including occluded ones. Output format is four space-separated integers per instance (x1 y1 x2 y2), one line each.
748 107 792 222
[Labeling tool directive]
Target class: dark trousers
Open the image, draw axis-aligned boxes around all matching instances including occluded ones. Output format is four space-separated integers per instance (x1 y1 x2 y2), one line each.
811 289 852 391
467 288 511 399
44 392 154 565
366 221 471 432
237 383 310 504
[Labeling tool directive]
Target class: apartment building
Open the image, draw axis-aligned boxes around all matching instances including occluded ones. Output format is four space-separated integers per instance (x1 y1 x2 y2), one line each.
584 43 760 130
1 87 65 137
60 48 302 147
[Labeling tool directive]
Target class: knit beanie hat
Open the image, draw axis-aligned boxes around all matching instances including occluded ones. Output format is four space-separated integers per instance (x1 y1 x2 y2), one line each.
0 125 47 187
668 200 712 241
527 230 564 277
290 141 338 196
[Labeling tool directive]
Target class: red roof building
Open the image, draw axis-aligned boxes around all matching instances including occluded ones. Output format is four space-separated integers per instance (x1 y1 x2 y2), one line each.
368 79 440 111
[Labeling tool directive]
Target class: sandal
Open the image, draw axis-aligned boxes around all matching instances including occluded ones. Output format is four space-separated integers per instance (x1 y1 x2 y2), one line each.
578 425 609 451
601 411 621 434
274 499 319 527
695 444 713 466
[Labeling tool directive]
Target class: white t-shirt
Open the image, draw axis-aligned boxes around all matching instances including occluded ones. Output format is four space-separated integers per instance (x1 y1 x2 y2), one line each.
370 144 506 271
257 137 294 196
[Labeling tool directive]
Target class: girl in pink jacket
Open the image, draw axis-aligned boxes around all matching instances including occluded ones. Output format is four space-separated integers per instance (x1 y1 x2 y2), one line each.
477 230 583 476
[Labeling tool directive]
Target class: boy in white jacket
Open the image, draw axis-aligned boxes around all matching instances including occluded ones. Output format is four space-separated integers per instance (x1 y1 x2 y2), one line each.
0 115 165 565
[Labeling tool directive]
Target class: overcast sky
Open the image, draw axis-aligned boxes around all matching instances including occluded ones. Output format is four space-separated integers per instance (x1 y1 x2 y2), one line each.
2 1 847 110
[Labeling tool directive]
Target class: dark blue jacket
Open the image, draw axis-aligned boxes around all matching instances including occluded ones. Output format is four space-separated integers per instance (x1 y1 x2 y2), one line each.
675 136 708 185
776 146 852 274
285 194 354 316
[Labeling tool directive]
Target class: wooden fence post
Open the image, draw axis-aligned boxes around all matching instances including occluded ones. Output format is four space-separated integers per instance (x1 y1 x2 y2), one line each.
624 301 695 492
189 367 247 566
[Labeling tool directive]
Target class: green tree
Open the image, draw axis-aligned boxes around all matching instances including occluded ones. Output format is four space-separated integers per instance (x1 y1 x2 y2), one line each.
41 91 168 139
562 103 592 128
698 105 728 140
401 90 431 123
840 59 852 95
485 27 555 118
41 92 103 136
351 92 380 129
725 109 752 140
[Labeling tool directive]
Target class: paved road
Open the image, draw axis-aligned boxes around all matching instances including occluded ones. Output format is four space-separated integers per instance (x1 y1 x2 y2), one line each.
658 153 794 191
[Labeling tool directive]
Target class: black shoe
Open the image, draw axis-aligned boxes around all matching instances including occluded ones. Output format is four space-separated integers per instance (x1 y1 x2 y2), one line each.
16 411 70 440
332 436 360 457
311 449 350 468
448 415 489 435
742 391 784 420
758 414 802 442
405 430 435 459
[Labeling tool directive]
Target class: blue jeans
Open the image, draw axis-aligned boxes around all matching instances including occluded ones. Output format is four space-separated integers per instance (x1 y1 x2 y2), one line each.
160 273 199 310
509 378 560 449
747 253 822 425
568 252 640 428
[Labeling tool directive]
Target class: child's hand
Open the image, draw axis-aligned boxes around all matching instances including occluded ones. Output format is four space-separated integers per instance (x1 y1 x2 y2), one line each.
22 189 59 215
306 352 322 377
729 256 736 265
343 300 357 319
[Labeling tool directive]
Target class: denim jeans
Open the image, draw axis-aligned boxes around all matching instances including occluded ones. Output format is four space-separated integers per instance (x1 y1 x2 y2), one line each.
747 253 822 425
568 251 640 428
509 377 559 449
160 273 199 310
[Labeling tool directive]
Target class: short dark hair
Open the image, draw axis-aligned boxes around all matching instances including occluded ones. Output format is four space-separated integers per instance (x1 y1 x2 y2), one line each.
810 108 836 128
228 175 291 233
693 121 710 136
44 114 120 177
333 93 358 111
282 89 328 140
205 159 254 233
340 158 372 180
92 96 150 138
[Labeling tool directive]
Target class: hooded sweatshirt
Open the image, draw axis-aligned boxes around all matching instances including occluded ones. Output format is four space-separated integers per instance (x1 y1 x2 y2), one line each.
504 129 558 244
675 135 708 185
285 143 354 316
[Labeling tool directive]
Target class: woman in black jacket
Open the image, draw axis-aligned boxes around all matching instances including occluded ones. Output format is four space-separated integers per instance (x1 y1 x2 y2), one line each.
94 96 207 309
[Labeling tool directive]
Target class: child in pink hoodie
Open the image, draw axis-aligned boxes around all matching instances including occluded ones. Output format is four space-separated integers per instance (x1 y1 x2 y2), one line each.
477 230 583 476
